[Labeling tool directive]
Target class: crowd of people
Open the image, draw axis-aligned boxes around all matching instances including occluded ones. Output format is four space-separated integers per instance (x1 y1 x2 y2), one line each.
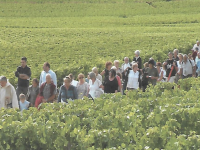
0 41 200 111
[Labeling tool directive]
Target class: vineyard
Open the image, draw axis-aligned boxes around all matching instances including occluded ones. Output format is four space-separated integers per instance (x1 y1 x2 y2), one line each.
0 0 200 86
0 78 200 149
1 0 200 149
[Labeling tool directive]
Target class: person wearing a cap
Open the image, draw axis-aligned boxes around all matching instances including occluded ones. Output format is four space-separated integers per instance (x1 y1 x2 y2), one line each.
133 50 142 69
146 59 159 85
164 52 178 83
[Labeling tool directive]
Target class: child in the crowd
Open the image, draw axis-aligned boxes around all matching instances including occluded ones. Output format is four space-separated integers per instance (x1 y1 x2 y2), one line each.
19 93 30 111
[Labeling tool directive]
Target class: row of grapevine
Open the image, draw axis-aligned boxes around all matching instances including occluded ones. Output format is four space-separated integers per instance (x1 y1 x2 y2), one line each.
0 78 200 149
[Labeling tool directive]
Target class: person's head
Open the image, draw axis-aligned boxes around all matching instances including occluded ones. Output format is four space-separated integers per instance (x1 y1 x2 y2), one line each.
178 53 183 61
132 63 138 72
183 54 188 62
188 53 192 60
197 41 199 46
32 78 39 87
148 59 155 68
143 62 148 68
195 47 199 52
105 62 112 70
63 76 71 87
168 52 173 59
156 62 162 69
135 50 140 57
114 60 120 68
43 62 50 72
124 57 129 64
109 69 116 78
111 66 117 71
173 49 179 57
0 76 7 87
46 74 52 84
19 93 26 103
78 73 85 82
68 74 74 80
89 72 96 81
92 67 98 75
21 57 27 68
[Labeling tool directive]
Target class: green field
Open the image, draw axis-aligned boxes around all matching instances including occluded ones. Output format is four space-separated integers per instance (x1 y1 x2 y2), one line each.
1 1 200 149
0 0 200 86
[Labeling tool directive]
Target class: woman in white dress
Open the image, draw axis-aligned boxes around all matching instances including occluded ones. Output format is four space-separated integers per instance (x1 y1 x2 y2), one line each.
88 72 104 99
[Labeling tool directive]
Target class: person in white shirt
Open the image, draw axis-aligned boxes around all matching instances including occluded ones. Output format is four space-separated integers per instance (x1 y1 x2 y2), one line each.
176 53 183 80
88 72 104 99
126 63 140 90
0 76 19 109
92 67 102 82
192 41 200 52
39 62 57 88
69 74 78 87
180 54 196 78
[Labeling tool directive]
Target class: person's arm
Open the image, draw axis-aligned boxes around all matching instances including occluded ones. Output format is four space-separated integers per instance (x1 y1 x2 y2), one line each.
157 71 163 82
52 73 57 89
73 87 78 100
117 77 122 92
57 87 61 103
180 68 183 77
15 67 20 78
193 63 196 77
100 70 105 76
39 73 42 87
114 79 118 93
84 83 89 97
45 95 55 103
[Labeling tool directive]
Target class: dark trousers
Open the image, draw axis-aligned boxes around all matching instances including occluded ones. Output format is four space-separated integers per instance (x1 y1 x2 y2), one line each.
142 85 148 92
122 81 127 95
16 86 28 101
182 74 192 79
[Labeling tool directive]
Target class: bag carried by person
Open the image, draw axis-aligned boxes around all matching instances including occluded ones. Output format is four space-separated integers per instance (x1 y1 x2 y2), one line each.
35 95 44 108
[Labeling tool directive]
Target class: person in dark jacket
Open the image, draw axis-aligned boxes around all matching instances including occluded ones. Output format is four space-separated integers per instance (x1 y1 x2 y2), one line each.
103 69 118 93
15 57 31 101
58 76 78 103
133 50 142 70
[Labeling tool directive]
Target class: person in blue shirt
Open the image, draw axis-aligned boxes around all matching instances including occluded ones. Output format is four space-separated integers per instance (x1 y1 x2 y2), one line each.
57 76 78 103
19 93 30 111
39 62 57 89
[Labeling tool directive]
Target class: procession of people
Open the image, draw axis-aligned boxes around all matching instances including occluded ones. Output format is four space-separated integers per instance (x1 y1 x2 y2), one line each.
0 40 200 110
